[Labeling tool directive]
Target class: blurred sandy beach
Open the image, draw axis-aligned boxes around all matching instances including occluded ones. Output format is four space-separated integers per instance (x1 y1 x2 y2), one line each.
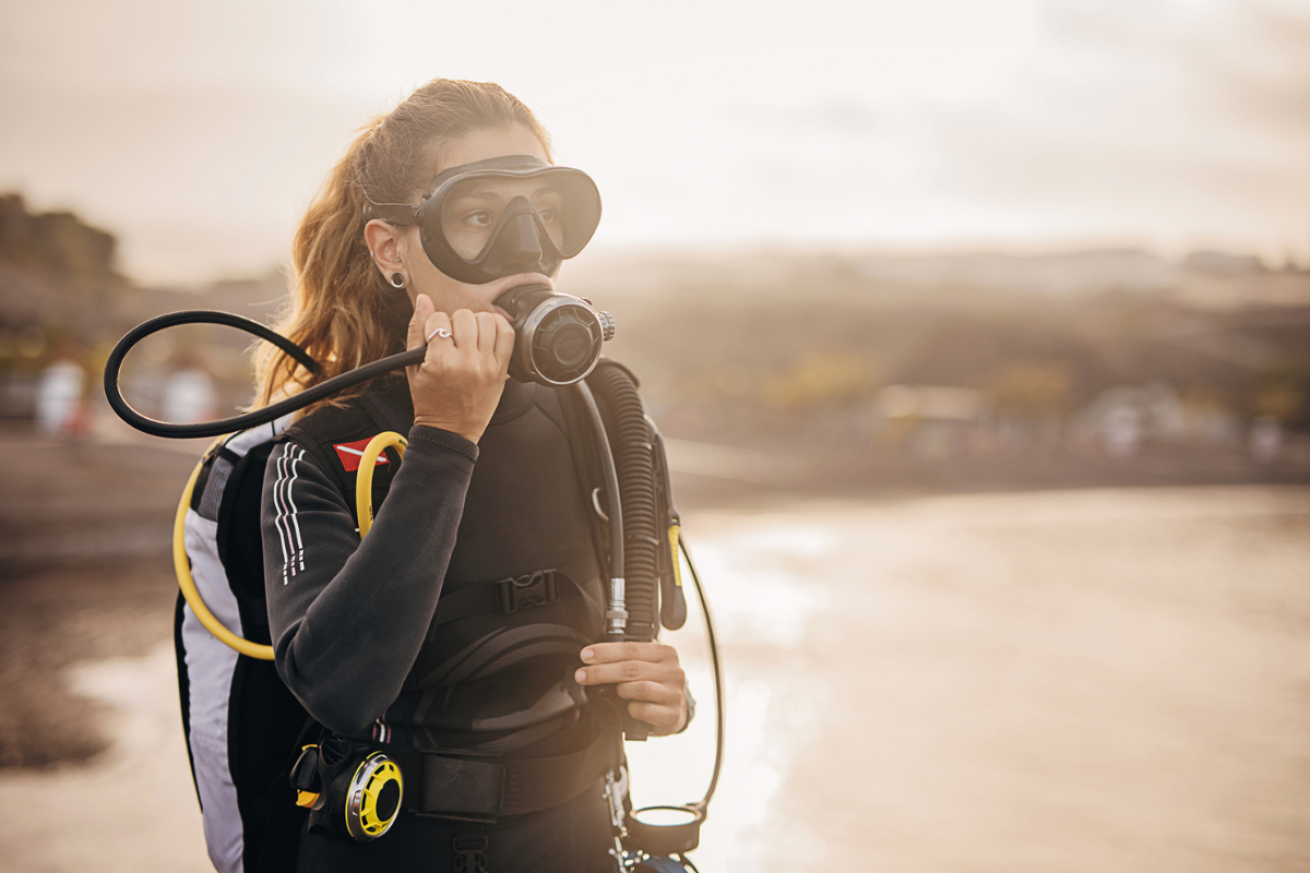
2 426 1308 872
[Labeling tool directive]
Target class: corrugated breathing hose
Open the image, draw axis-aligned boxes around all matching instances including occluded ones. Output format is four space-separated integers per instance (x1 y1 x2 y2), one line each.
586 363 660 644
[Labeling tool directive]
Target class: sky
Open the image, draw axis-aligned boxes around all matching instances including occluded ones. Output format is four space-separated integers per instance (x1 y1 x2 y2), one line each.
1 0 1307 283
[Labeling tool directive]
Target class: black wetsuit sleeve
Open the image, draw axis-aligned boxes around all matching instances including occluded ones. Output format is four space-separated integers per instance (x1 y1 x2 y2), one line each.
261 425 478 735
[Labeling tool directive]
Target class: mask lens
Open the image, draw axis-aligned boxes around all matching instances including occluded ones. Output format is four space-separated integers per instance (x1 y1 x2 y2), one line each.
439 177 507 261
550 172 601 256
439 176 573 262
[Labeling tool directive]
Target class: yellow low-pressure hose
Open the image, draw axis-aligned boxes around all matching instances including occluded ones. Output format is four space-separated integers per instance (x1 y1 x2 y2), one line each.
668 523 683 589
174 437 276 660
355 432 406 538
174 430 406 659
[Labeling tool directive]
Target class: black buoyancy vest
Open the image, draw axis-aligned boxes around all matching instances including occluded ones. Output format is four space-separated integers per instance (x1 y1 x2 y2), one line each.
283 375 609 755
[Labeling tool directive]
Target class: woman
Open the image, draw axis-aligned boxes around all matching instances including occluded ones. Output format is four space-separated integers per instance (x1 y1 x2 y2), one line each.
255 79 688 872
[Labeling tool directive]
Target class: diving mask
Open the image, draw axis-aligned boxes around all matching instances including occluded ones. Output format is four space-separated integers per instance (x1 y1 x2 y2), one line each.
367 155 602 285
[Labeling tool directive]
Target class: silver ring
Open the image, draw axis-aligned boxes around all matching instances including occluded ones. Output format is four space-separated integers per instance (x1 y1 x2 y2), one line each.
425 327 452 343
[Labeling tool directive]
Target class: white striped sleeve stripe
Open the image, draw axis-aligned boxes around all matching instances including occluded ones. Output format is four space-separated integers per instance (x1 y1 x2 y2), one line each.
271 446 290 581
272 445 308 584
287 448 306 572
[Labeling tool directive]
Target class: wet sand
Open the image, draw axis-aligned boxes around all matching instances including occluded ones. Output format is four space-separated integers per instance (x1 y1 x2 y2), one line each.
2 428 1308 871
672 486 1310 872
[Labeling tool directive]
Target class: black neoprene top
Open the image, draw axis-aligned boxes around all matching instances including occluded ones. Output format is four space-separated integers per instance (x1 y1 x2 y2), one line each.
260 377 606 753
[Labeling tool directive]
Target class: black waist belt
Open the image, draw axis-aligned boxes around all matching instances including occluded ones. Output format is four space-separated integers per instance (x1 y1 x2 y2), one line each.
384 727 620 822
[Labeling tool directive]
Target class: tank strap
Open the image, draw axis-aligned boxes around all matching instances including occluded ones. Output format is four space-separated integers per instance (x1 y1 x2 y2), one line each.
554 383 614 583
358 384 412 435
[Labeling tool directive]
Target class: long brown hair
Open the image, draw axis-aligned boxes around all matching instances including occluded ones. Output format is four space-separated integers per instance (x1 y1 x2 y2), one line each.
252 79 551 411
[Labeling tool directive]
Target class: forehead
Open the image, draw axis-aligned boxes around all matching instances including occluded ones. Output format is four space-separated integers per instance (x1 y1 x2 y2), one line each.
434 126 549 177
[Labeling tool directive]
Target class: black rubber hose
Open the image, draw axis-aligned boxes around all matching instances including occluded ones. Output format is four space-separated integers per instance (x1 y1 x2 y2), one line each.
680 536 723 813
574 382 623 597
104 310 424 439
586 363 659 643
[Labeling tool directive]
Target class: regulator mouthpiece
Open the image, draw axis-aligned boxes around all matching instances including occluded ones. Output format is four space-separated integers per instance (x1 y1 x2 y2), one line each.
495 284 614 386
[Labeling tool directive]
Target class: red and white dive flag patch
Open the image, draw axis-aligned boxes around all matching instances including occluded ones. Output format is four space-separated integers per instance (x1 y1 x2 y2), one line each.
333 438 392 472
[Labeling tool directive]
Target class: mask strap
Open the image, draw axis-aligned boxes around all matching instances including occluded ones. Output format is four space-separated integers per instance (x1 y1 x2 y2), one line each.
362 190 419 226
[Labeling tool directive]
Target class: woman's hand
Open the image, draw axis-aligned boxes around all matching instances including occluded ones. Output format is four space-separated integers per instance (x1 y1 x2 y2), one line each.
575 642 688 735
406 294 515 444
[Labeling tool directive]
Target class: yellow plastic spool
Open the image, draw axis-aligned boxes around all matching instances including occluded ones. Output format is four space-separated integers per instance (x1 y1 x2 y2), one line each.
355 431 406 538
175 430 406 660
344 752 404 840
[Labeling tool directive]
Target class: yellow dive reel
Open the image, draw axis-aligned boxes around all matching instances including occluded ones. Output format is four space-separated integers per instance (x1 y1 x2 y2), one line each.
291 740 406 841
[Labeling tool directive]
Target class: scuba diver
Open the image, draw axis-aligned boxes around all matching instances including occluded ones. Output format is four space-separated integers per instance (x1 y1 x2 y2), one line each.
106 76 719 873
235 79 689 872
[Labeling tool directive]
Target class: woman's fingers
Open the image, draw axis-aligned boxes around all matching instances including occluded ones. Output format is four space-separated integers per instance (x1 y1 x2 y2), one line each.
408 294 436 351
421 310 454 345
449 309 478 352
474 312 496 354
614 679 683 705
418 310 454 372
493 315 515 370
473 312 514 379
408 296 442 380
414 304 510 368
409 295 438 357
580 641 678 668
407 307 510 443
574 657 682 687
625 701 684 731
573 640 687 732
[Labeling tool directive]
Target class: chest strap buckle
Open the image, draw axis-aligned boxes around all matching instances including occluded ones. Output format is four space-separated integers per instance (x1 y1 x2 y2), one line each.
452 827 489 873
495 569 558 614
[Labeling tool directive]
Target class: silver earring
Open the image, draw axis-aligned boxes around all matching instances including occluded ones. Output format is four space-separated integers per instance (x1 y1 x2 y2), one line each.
389 272 406 289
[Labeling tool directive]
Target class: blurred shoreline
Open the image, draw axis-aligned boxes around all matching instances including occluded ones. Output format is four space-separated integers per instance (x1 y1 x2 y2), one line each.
4 195 1310 481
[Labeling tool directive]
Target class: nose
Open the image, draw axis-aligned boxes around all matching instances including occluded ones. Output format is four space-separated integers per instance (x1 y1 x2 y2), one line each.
504 212 543 269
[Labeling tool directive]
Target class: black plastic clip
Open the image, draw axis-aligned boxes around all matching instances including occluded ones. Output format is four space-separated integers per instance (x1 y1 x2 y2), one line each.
453 828 490 873
289 744 321 808
495 569 557 614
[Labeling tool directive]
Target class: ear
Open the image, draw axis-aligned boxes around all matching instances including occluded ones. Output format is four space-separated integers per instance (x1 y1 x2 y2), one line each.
364 220 408 275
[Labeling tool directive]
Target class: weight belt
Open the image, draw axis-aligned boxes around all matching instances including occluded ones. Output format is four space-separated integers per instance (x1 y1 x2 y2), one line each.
378 713 622 822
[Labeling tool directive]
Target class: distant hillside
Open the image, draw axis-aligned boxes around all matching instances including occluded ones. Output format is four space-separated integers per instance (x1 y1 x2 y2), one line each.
0 194 130 343
0 194 292 376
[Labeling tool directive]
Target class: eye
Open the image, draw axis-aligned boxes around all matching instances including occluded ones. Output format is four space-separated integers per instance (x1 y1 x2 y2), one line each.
464 210 493 228
533 191 564 225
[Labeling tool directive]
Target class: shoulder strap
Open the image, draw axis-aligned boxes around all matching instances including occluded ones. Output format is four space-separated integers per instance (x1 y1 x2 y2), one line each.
284 390 407 528
554 383 614 583
358 386 413 435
